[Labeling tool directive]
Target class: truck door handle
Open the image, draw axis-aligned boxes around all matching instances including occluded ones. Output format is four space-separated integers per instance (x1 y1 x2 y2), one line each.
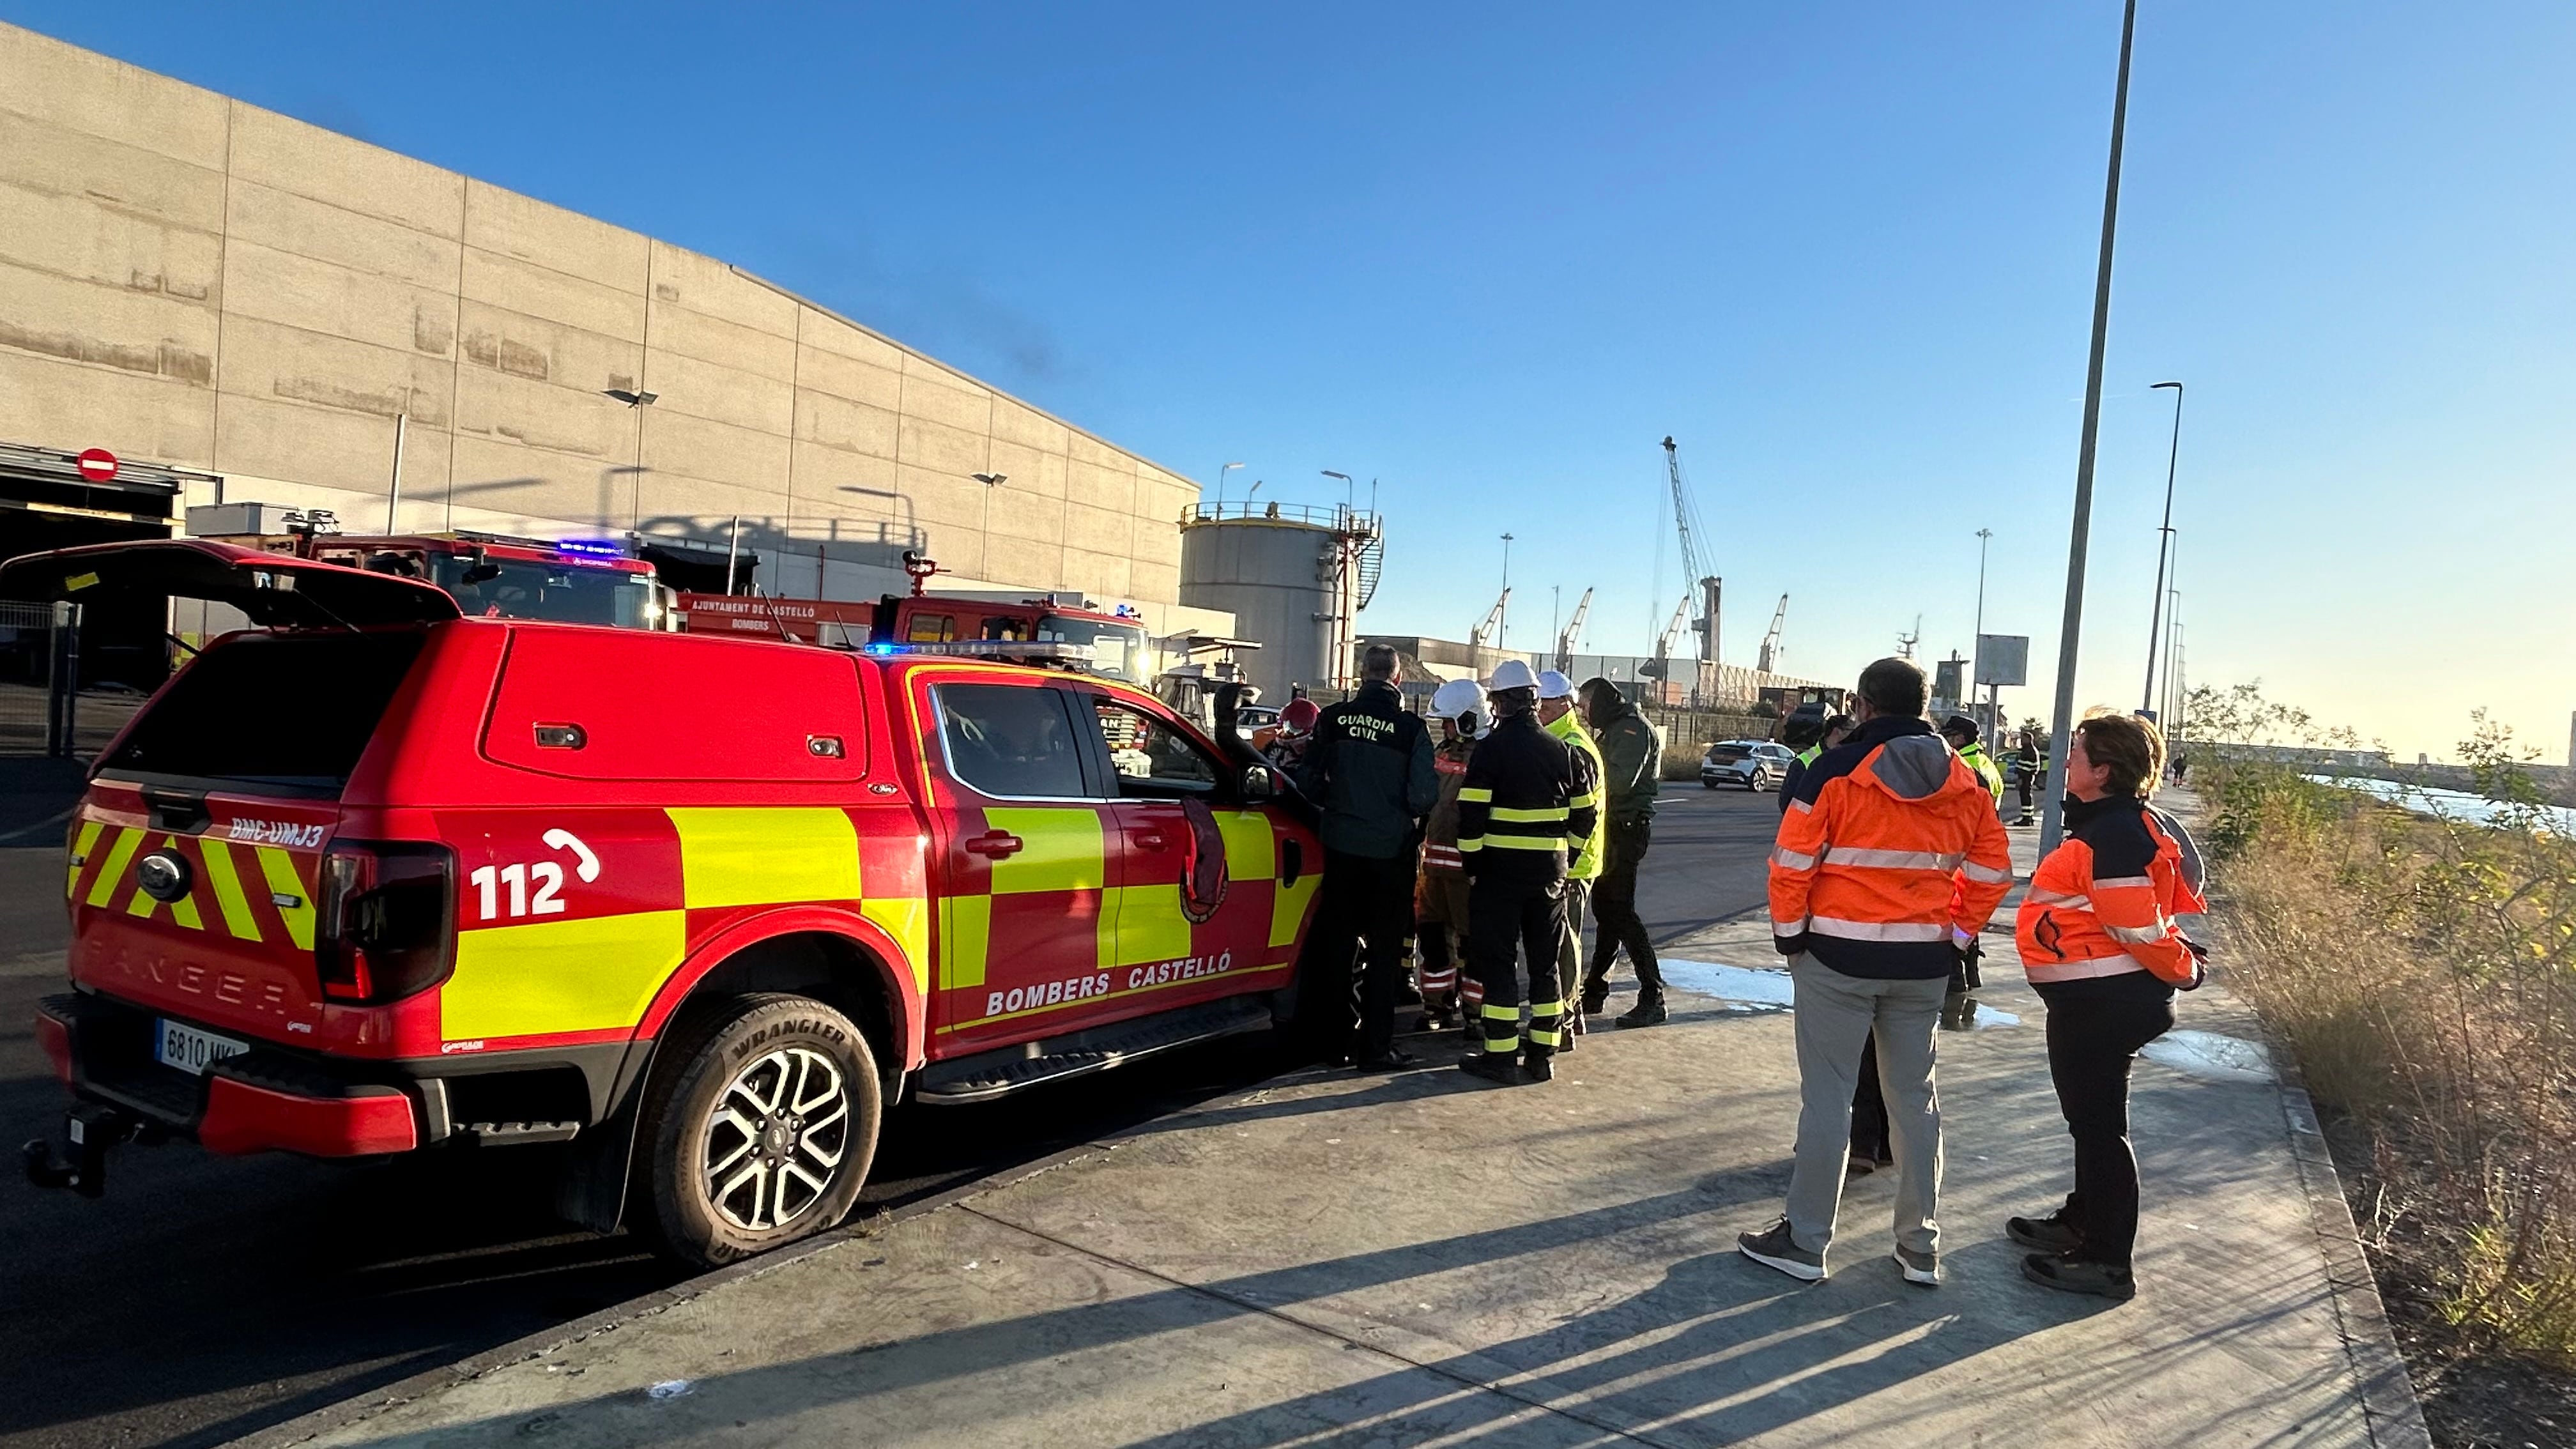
963 831 1023 859
1130 831 1169 852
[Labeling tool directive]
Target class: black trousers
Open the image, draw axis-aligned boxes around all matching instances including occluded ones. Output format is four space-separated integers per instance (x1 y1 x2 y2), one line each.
1586 818 1663 1001
1467 866 1566 1057
2039 972 2177 1267
2015 774 2035 815
1305 848 1414 1059
1850 1031 1892 1162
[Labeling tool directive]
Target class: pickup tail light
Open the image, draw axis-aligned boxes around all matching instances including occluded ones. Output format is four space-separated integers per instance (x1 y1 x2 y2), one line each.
316 841 457 1004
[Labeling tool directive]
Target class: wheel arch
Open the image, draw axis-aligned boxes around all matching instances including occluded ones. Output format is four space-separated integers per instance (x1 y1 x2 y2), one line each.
639 909 928 1078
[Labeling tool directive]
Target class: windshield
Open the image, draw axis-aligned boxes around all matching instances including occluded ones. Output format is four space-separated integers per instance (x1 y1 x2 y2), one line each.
1037 614 1149 684
429 553 653 628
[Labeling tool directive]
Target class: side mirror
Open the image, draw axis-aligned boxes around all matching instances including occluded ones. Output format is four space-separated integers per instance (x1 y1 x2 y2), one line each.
461 548 502 585
1242 765 1277 801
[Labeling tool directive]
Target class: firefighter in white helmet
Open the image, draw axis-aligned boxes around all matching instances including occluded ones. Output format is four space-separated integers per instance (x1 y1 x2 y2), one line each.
1414 677 1485 1031
1455 658 1599 1085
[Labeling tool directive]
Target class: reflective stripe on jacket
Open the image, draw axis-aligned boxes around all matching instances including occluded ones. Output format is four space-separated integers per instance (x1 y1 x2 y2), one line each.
1420 735 1476 876
2016 794 2195 985
1545 709 1607 880
1768 716 2016 979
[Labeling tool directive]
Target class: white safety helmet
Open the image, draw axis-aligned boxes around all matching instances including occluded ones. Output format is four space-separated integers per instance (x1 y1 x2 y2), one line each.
1536 668 1575 700
1430 678 1485 722
1487 658 1540 693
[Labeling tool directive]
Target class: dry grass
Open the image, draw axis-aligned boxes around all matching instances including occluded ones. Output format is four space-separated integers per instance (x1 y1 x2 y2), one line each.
2207 762 2576 1361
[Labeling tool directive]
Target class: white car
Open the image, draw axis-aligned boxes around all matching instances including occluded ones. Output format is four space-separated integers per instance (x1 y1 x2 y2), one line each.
1702 739 1796 791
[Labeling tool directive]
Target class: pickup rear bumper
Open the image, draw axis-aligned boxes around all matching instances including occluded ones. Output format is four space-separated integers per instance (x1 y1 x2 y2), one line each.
31 992 419 1162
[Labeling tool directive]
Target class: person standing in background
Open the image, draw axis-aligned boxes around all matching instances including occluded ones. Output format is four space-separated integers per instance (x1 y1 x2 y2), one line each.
1414 679 1485 1034
1575 677 1667 1028
2011 712 2208 1301
1455 661 1597 1087
1537 670 1606 1052
1740 657 2015 1287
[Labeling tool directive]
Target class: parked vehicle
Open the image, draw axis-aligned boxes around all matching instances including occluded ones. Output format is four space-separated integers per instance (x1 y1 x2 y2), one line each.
1702 739 1797 791
13 540 1322 1267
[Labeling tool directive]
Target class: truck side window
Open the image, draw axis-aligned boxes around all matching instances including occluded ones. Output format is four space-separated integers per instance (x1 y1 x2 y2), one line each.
936 684 1084 799
906 614 955 643
1092 700 1220 797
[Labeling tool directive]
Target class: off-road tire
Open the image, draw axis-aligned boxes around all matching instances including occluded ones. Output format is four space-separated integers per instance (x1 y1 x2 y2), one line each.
639 992 882 1269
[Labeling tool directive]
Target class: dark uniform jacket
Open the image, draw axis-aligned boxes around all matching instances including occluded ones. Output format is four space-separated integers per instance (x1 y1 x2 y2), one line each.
1296 680 1438 859
1590 701 1660 825
1456 711 1600 884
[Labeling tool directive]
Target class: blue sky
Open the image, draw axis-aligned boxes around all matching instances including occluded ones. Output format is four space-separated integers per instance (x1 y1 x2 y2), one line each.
12 2 2570 760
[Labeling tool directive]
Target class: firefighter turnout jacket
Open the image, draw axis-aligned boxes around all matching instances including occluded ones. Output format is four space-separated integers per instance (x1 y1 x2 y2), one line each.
1769 716 2016 979
1422 732 1477 877
1545 710 1607 880
1457 712 1598 879
2016 794 2204 986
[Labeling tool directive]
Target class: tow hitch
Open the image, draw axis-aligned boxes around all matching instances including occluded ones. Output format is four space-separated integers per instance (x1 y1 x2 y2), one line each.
22 1102 141 1198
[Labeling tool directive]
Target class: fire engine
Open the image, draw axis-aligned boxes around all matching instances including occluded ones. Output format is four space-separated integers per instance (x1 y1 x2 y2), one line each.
676 552 1154 688
9 539 1321 1266
187 505 671 631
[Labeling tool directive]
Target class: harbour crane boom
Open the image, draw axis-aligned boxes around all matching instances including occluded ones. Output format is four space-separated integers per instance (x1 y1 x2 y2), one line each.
1471 587 1512 650
1756 594 1788 673
1555 586 1593 673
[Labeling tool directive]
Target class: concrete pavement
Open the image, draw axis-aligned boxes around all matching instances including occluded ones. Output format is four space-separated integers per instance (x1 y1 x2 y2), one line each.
259 793 2426 1449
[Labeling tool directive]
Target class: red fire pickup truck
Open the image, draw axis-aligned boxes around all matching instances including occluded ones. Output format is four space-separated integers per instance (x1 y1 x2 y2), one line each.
10 540 1321 1266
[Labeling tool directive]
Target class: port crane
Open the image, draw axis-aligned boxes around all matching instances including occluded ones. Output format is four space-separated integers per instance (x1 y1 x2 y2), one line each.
1653 437 1722 692
1471 586 1512 654
1554 586 1593 673
1756 594 1788 673
1639 593 1690 680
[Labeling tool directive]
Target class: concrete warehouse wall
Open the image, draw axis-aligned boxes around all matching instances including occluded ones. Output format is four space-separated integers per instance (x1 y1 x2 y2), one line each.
0 22 1195 606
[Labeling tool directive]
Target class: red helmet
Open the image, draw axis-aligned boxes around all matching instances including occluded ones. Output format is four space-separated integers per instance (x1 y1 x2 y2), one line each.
1282 698 1321 733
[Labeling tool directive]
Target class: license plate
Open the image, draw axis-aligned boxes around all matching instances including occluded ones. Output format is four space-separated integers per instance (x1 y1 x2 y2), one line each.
155 1018 249 1076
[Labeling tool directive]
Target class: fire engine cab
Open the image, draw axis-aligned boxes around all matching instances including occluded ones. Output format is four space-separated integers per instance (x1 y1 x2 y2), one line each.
9 539 1321 1266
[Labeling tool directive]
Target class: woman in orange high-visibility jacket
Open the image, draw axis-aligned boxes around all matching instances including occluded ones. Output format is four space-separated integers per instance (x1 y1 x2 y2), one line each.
2010 712 2209 1301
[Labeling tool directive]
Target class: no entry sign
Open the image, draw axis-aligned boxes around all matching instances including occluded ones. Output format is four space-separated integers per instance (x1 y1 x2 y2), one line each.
75 448 118 482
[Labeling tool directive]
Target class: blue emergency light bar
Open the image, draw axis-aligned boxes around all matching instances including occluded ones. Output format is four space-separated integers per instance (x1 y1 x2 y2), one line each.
554 538 629 561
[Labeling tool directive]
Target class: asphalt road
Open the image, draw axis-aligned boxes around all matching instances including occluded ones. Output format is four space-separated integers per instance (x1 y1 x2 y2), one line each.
0 779 1778 1449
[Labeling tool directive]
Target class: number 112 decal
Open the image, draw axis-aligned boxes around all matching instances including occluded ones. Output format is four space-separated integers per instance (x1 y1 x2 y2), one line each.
470 829 603 922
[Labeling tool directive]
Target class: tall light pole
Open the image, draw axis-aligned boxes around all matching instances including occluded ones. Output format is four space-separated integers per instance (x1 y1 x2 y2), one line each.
1972 527 1994 746
2140 379 2184 713
2041 0 2141 855
1215 461 1243 509
1499 533 1514 647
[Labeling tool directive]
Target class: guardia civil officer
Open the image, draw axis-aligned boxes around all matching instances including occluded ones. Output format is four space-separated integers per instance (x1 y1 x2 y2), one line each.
1296 644 1438 1069
1455 659 1599 1086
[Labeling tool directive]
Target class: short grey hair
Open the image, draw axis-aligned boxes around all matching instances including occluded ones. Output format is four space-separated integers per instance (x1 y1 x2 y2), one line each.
1360 645 1399 681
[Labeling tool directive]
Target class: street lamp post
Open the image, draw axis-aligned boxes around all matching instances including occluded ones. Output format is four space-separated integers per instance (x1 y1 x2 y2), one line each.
1499 533 1514 648
2040 0 2142 855
1215 461 1243 509
1972 527 1993 744
2140 379 2184 713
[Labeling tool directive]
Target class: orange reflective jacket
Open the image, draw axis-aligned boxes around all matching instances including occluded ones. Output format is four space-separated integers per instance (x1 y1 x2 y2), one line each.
1769 718 2016 979
2016 795 2196 986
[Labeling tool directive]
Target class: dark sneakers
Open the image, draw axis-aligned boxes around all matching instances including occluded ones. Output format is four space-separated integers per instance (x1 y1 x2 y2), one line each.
1457 1053 1524 1087
1351 1047 1417 1071
2022 1252 2136 1300
2007 1209 2085 1255
1579 984 1610 1015
1737 1219 1825 1282
1616 1000 1669 1029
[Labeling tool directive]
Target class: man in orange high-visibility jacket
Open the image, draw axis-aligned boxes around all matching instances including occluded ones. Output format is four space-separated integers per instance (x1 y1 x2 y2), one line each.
1738 657 2016 1287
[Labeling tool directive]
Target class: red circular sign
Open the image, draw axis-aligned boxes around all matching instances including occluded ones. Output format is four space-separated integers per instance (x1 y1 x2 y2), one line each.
75 448 118 482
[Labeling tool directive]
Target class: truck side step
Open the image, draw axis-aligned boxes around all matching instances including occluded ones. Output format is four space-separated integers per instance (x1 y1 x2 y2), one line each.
913 996 1271 1105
